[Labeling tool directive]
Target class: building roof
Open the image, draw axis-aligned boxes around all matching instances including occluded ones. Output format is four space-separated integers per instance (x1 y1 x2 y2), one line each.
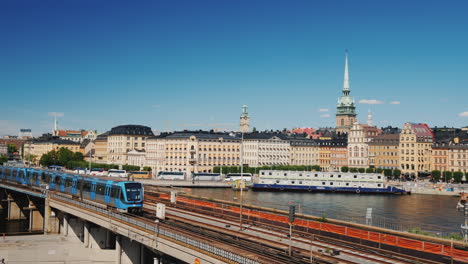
151 130 240 141
57 130 89 137
95 131 110 141
368 134 400 146
406 123 434 140
28 138 80 145
109 125 154 136
289 128 316 137
243 132 289 140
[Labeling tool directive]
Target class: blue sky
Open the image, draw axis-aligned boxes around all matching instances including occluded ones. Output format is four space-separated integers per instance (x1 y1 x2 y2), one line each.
1 0 467 136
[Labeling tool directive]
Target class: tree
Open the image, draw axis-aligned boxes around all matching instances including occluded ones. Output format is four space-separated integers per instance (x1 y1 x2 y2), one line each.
252 127 257 133
365 168 374 173
341 166 349 172
393 169 401 177
453 171 464 183
358 168 365 173
143 166 152 172
376 168 383 174
383 169 392 177
7 144 18 154
350 168 358 173
443 171 453 182
73 152 84 161
0 155 8 165
431 170 441 182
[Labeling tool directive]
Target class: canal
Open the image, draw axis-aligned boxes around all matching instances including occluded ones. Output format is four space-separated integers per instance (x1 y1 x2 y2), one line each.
184 188 465 235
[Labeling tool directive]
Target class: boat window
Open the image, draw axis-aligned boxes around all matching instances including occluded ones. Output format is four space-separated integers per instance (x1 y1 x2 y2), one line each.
269 172 272 176
338 175 341 178
330 182 334 185
284 173 287 176
377 176 381 179
330 175 333 178
315 174 318 177
299 173 302 177
299 181 302 184
307 174 310 177
276 180 280 183
261 172 265 175
322 182 325 185
354 175 357 178
378 184 381 187
346 183 349 186
291 181 295 184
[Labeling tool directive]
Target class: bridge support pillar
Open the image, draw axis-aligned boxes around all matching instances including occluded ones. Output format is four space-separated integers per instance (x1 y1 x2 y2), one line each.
28 200 44 231
7 194 26 220
43 197 51 234
116 235 122 264
140 243 145 264
62 214 69 237
83 221 90 248
105 229 111 249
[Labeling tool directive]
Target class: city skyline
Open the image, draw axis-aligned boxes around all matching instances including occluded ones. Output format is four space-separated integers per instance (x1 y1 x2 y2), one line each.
1 1 468 136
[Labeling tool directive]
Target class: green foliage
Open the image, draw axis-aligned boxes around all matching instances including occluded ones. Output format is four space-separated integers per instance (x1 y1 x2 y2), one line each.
453 171 464 183
443 171 453 182
0 155 8 165
408 228 463 241
383 169 392 177
393 169 401 177
142 166 152 172
318 213 328 222
39 148 85 168
365 168 374 173
376 168 383 173
358 168 365 173
349 168 358 173
431 170 441 181
340 166 349 172
7 144 18 153
123 165 140 171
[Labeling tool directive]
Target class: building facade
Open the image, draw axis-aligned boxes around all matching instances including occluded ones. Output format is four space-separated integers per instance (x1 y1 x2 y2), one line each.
107 125 154 165
145 131 241 176
368 134 400 169
243 133 290 167
127 150 146 169
347 122 381 168
431 143 448 172
289 139 319 166
23 138 81 164
447 143 468 173
336 53 357 133
93 132 109 163
399 123 433 176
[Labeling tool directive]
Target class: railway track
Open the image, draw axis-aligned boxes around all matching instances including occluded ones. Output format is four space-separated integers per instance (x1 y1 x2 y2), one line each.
143 189 459 264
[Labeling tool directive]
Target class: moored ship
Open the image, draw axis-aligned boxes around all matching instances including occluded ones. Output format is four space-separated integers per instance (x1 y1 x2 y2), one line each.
253 170 407 194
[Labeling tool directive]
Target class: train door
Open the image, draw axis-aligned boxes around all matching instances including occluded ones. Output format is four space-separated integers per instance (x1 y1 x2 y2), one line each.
71 177 78 195
104 183 111 204
90 182 96 200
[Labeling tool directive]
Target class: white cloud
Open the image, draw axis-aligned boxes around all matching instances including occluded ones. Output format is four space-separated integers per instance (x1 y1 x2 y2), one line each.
390 101 400 105
320 114 331 118
48 112 64 117
358 99 384 105
318 108 329 112
458 112 468 117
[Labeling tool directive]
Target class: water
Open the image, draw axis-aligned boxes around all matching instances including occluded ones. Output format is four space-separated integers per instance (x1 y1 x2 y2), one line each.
184 188 465 233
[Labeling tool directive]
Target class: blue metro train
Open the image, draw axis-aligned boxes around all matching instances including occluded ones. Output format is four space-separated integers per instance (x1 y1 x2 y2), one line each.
0 166 143 213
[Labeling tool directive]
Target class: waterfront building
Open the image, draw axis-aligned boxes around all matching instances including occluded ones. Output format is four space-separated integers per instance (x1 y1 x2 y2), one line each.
318 141 331 171
347 122 382 168
368 134 400 169
431 142 449 172
289 138 319 166
447 141 468 173
107 125 154 165
336 53 357 133
53 129 98 143
330 141 348 172
127 149 146 169
399 123 433 176
23 138 80 164
289 128 316 137
240 105 250 133
243 132 290 167
0 138 26 156
145 131 241 176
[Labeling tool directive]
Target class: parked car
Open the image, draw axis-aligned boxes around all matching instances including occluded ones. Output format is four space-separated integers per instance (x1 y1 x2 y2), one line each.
108 169 127 178
73 167 88 174
89 168 108 176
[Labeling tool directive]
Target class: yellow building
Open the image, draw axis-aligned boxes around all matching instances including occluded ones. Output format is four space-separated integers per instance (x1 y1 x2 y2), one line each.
399 123 433 177
431 143 448 172
368 134 400 170
289 139 319 166
23 138 80 164
448 144 468 173
146 131 241 176
92 132 109 163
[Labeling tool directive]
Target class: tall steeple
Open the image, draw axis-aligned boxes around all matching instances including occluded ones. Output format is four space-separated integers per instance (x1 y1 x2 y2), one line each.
343 50 350 94
367 109 373 126
336 51 357 133
240 105 250 133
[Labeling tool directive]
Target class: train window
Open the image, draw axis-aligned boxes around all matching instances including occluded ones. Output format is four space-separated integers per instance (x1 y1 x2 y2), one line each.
54 176 61 185
65 178 73 187
110 187 120 198
83 181 92 191
96 184 105 195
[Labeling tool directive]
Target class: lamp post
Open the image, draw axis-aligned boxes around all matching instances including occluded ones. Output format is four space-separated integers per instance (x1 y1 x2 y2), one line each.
239 132 244 231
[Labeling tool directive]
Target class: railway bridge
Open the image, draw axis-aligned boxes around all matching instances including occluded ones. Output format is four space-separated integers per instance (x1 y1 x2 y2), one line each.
2 170 468 264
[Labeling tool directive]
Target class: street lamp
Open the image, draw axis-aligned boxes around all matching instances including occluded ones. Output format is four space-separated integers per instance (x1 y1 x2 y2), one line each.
239 132 244 231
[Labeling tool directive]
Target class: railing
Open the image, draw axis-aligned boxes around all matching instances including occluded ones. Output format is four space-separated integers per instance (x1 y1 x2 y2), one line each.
50 193 259 264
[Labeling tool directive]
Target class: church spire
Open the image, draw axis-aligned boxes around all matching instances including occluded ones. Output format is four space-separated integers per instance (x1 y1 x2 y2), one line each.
343 50 350 95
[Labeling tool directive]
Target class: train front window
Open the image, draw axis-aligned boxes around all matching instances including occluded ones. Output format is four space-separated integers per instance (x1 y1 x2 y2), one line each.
125 183 141 201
